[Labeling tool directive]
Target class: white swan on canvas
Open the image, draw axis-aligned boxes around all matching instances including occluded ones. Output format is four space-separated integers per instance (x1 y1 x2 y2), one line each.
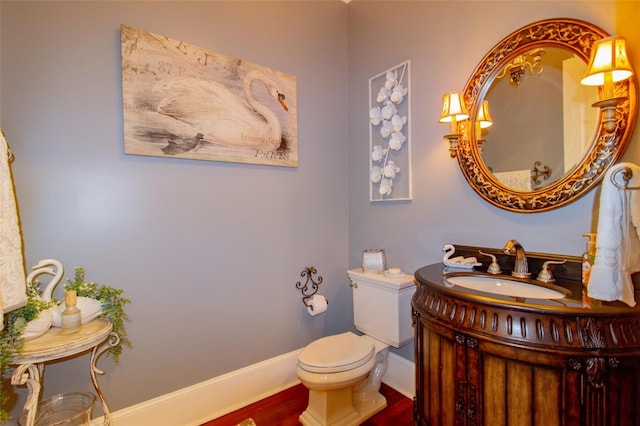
152 70 289 154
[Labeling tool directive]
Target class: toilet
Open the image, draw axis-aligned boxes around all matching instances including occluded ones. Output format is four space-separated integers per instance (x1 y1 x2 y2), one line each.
297 268 415 426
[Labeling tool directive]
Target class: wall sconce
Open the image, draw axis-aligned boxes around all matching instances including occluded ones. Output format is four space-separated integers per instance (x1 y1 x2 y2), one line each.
496 48 545 86
439 92 469 158
581 36 633 133
476 100 493 153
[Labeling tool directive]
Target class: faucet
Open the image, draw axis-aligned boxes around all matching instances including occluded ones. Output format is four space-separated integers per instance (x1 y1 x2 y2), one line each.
503 240 530 278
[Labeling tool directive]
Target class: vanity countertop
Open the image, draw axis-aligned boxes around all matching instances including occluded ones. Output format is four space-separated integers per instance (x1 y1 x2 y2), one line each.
413 261 640 356
415 262 640 315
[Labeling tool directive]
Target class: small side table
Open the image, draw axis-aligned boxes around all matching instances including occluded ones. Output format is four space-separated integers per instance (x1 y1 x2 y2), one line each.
11 319 119 426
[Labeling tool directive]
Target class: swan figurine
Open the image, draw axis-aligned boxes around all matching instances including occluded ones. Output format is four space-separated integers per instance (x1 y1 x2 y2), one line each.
152 70 289 153
21 309 53 341
21 259 64 340
26 258 64 302
24 259 102 332
442 244 481 269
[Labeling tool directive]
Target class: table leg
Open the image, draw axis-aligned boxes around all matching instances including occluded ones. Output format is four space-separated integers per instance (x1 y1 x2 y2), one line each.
11 363 43 426
90 332 120 426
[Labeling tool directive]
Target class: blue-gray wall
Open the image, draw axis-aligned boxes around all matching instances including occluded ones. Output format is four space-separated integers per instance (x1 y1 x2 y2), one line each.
347 1 640 361
1 0 350 417
1 0 638 420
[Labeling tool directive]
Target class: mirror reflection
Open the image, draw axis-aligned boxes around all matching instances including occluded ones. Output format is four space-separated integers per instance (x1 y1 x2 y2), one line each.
456 18 637 212
480 47 600 192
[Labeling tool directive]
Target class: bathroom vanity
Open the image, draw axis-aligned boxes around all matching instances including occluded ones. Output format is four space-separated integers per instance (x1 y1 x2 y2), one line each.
417 12 640 424
411 246 640 426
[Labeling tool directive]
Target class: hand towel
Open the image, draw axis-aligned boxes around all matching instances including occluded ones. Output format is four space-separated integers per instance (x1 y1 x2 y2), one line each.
493 169 532 192
0 129 27 325
622 164 640 305
588 162 640 306
630 166 640 233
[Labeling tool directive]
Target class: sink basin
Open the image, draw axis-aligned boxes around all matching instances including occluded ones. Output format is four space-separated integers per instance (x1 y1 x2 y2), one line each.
445 275 567 300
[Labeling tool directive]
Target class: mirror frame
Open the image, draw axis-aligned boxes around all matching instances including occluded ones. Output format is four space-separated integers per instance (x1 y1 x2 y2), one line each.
457 18 637 213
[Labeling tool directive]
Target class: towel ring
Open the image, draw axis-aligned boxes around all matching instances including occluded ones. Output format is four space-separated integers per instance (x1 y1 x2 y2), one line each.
610 166 640 190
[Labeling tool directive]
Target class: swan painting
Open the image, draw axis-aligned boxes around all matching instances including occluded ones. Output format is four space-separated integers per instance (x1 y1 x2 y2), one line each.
152 70 289 153
121 24 298 167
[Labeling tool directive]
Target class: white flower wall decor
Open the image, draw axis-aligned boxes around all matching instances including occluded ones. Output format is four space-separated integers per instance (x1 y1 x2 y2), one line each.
369 61 412 201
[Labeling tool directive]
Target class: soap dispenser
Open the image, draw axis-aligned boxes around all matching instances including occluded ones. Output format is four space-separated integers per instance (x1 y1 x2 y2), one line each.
581 233 597 308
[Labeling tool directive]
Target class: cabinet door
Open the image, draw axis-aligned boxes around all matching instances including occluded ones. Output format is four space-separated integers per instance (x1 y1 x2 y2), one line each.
469 343 566 426
415 319 465 426
574 355 640 426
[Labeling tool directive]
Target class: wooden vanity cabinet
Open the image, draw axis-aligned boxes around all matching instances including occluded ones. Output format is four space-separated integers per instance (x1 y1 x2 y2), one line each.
412 264 640 426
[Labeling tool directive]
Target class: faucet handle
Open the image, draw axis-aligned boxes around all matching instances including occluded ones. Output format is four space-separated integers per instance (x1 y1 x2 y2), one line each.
479 250 502 275
536 260 567 283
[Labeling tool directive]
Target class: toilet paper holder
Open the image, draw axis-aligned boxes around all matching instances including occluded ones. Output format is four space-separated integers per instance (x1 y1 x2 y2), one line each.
295 266 328 311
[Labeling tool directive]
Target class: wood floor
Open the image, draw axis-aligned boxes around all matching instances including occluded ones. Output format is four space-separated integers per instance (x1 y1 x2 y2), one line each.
201 383 414 426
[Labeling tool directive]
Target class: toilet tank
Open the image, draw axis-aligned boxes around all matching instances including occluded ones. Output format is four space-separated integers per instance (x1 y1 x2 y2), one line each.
347 269 416 348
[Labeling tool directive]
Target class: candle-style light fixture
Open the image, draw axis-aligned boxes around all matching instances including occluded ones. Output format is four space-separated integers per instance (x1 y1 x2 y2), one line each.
496 48 545 86
581 36 634 133
476 100 493 153
439 91 469 158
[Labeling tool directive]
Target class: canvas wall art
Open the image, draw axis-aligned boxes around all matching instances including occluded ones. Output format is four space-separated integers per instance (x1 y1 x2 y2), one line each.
369 61 412 201
121 25 298 167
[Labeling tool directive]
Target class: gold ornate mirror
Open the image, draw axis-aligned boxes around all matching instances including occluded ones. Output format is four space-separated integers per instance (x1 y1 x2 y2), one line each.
457 18 637 212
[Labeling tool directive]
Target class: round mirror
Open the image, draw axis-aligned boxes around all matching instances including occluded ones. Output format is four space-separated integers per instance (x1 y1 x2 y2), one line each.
457 18 637 212
482 47 599 190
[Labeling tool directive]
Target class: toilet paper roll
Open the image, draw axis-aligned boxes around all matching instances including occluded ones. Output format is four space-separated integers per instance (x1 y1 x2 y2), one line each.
307 294 328 316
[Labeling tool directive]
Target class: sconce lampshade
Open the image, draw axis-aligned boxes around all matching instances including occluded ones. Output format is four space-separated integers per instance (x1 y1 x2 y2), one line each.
439 92 469 124
581 36 633 87
476 100 493 129
440 91 468 158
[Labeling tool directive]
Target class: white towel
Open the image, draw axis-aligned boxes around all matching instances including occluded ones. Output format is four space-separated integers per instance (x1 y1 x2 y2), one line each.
0 129 27 325
631 168 640 231
588 162 640 307
493 169 532 192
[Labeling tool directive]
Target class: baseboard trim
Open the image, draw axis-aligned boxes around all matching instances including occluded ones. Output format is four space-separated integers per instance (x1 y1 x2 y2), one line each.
385 352 416 399
94 348 415 425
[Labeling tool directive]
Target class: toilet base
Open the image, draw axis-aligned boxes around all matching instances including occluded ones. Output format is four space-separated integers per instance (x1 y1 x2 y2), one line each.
298 385 387 426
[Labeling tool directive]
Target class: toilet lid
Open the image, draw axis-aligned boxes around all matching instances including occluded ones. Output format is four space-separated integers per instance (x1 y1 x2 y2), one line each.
298 333 375 373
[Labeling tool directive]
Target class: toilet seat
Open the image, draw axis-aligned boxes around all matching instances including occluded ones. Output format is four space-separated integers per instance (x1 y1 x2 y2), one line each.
298 332 375 373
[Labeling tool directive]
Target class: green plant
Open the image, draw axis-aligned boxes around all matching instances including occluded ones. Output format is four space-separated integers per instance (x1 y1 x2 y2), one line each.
65 267 131 363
